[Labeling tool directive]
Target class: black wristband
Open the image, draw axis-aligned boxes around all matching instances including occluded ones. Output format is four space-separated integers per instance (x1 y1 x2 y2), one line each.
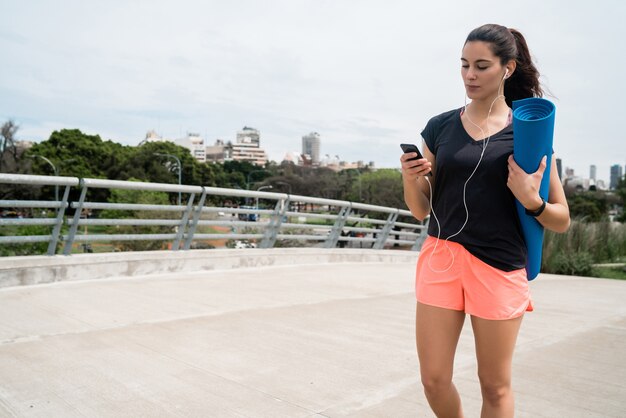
525 198 546 217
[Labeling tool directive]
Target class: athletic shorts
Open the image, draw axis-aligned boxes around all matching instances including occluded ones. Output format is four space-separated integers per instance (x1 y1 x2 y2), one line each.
415 236 533 320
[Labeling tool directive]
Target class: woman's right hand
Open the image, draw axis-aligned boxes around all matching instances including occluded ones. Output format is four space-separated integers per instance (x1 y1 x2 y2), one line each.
400 153 432 181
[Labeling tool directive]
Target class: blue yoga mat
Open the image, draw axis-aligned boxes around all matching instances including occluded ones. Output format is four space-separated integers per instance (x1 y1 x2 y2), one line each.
512 97 556 280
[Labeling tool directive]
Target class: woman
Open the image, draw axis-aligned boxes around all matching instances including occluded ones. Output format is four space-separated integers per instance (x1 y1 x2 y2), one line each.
401 24 570 417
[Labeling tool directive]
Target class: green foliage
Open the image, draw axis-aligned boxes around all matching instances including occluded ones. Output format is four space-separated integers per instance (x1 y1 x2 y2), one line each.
0 225 50 256
359 169 404 208
550 251 594 276
542 221 626 276
592 266 626 280
100 182 170 219
568 192 608 222
100 180 174 251
615 177 626 222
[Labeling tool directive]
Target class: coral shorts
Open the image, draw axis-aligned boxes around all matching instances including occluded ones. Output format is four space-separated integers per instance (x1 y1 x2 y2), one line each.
415 236 533 320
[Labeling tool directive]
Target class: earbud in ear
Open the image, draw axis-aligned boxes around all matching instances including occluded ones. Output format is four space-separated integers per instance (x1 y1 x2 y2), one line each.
504 69 509 79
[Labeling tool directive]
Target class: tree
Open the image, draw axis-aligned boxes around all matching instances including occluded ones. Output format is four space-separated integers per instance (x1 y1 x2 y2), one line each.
0 120 19 172
615 177 626 222
568 192 608 222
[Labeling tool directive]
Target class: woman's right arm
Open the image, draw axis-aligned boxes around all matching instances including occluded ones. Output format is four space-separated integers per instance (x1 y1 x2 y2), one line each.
401 141 435 221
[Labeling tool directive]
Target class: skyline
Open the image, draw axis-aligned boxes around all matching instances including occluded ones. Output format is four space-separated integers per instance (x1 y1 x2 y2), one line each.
1 1 624 183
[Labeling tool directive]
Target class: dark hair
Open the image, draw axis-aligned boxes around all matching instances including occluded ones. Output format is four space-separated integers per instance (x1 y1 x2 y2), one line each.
465 24 543 107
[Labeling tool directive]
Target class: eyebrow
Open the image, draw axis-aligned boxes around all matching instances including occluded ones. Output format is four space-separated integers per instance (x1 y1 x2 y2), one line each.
460 58 493 63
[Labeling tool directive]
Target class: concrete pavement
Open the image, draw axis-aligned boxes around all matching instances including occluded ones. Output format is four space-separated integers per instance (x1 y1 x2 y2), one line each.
0 249 625 417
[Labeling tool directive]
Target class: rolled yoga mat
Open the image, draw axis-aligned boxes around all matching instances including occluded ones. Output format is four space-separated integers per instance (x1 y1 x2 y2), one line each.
512 97 556 280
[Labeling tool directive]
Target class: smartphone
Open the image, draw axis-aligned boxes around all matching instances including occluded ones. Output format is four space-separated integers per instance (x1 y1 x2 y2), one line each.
400 143 432 176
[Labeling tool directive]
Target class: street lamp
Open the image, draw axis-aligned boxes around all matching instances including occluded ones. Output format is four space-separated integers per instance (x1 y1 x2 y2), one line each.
30 155 76 203
255 185 273 212
154 153 182 205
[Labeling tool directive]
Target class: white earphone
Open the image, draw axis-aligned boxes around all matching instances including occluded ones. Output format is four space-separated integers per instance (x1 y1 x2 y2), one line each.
504 69 509 79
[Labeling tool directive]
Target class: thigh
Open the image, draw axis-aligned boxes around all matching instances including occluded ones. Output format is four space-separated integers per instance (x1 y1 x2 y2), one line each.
415 302 466 381
471 315 523 383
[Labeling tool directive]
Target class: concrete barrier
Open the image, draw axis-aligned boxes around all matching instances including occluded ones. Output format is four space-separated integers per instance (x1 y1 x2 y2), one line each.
0 248 418 288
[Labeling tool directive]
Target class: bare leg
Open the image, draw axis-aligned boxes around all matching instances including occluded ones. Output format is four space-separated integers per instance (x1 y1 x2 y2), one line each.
416 302 466 418
471 315 523 418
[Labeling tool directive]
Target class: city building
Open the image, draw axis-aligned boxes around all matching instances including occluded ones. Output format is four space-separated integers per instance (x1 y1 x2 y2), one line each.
302 132 321 165
139 130 206 163
206 127 268 166
138 130 166 146
237 127 260 147
610 164 624 190
590 165 596 181
175 133 206 163
556 158 562 180
205 139 233 163
231 127 267 166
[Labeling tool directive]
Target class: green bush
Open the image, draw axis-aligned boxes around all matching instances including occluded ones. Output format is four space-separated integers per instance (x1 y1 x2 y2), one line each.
542 221 626 276
0 225 51 256
549 251 594 276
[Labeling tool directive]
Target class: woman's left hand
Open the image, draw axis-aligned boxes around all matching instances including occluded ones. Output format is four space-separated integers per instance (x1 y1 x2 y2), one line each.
507 154 547 210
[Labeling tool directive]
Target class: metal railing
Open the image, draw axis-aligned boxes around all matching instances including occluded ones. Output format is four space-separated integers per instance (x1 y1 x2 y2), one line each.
0 173 429 256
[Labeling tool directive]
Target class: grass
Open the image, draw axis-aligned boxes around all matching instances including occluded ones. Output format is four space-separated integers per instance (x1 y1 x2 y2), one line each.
592 266 626 280
542 221 626 278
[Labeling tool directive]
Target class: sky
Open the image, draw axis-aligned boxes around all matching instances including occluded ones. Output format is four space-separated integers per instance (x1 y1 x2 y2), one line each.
1 0 624 183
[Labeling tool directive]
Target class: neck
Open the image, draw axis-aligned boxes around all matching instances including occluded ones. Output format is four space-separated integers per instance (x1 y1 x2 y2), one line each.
466 93 508 118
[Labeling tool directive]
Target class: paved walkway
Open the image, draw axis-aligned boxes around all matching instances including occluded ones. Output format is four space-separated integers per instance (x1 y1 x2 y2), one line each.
0 260 625 417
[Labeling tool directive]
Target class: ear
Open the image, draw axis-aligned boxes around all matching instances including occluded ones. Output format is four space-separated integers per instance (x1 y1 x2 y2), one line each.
505 60 517 78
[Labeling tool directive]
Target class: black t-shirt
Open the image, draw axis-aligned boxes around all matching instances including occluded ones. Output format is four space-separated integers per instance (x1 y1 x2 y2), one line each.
421 107 526 271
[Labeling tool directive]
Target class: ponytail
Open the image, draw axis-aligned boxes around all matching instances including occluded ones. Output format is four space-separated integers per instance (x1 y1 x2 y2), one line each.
505 28 543 107
465 24 543 107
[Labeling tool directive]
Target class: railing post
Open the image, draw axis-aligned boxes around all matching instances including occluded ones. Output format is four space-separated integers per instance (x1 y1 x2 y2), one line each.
324 204 351 248
47 185 72 255
63 182 88 255
411 217 430 251
259 197 290 249
183 187 207 250
372 211 399 250
172 193 195 251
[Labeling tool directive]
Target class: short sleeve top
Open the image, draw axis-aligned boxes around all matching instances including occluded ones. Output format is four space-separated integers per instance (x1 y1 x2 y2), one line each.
421 108 526 271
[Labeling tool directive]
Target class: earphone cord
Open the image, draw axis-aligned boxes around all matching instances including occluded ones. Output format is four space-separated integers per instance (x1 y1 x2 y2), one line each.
426 90 506 273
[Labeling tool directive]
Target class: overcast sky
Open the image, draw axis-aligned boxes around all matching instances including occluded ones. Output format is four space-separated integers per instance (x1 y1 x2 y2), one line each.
1 0 624 182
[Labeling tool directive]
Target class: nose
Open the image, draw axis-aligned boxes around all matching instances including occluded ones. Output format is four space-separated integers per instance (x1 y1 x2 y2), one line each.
465 68 477 80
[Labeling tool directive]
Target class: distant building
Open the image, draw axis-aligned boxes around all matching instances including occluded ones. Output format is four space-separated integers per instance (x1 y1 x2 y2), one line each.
206 139 233 163
236 127 260 147
231 127 267 166
302 132 321 165
138 130 166 146
206 127 267 166
282 151 304 166
565 167 575 178
556 158 562 180
15 140 34 151
175 133 206 163
610 164 624 189
590 165 596 181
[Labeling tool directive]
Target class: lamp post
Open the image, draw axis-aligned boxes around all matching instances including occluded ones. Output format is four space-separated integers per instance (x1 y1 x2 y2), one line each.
154 153 182 205
30 155 76 203
255 185 273 213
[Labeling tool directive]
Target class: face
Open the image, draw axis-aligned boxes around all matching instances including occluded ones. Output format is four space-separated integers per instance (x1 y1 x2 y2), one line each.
461 41 508 101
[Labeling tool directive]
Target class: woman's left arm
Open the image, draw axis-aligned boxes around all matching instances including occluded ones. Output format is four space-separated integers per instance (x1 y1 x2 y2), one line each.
507 154 571 233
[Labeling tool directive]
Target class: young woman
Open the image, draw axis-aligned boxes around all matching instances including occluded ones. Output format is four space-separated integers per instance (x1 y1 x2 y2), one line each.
401 24 570 417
